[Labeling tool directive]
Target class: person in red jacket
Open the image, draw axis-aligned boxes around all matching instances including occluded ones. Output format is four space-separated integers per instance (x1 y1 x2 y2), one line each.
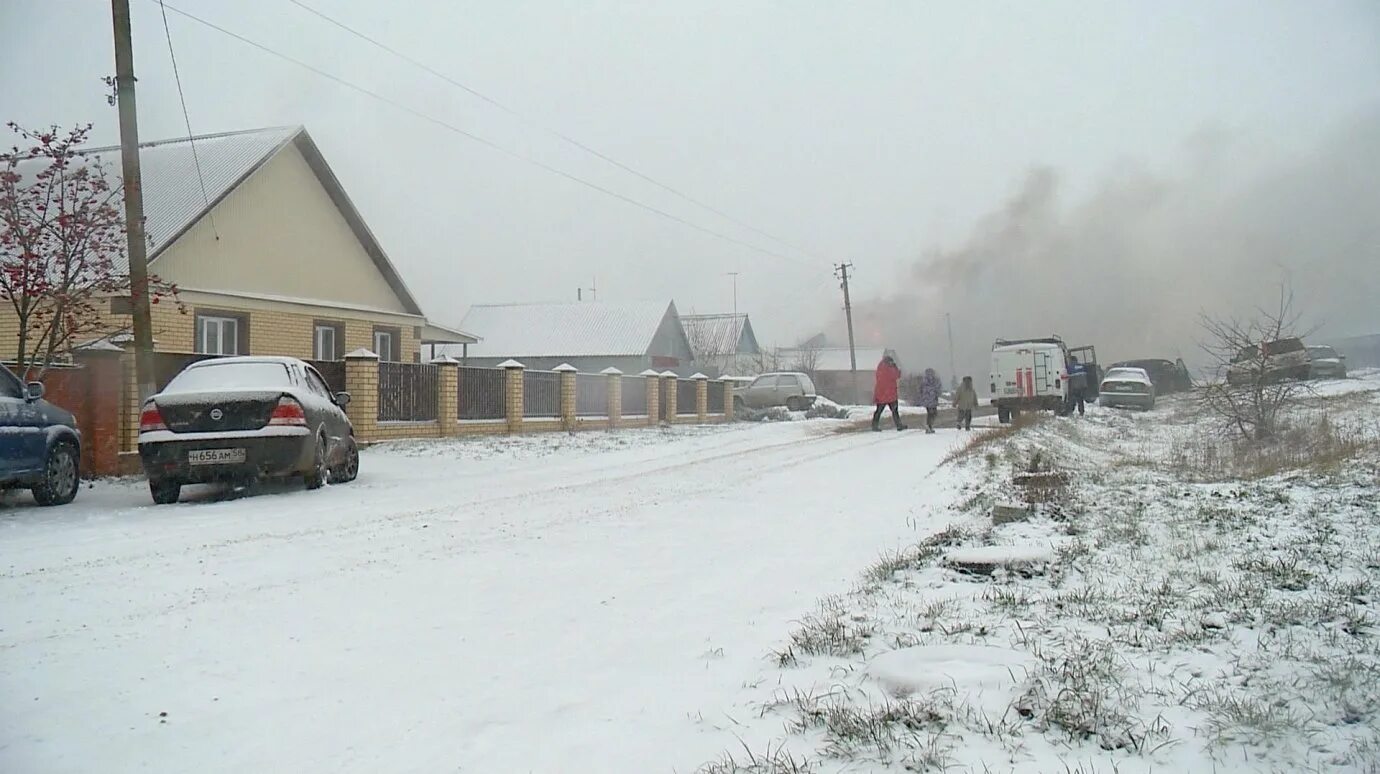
872 354 906 431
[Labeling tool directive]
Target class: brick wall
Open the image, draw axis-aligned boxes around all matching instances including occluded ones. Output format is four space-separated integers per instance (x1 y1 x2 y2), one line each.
0 292 422 364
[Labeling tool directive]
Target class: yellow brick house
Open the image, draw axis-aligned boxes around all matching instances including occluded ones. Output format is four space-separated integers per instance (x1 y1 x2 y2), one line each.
3 125 474 364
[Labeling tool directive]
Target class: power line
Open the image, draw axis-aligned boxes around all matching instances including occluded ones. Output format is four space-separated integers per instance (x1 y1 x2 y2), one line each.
152 1 810 268
156 0 217 238
282 0 823 265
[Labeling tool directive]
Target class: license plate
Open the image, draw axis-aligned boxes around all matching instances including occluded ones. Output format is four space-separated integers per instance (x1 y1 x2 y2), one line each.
1108 384 1136 392
188 448 246 466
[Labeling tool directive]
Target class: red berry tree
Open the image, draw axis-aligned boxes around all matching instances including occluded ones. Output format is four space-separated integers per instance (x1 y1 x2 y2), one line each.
0 122 180 376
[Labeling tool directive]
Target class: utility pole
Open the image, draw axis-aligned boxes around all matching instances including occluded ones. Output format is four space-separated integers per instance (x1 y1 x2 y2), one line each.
835 263 858 401
726 271 740 357
946 312 957 389
112 0 156 404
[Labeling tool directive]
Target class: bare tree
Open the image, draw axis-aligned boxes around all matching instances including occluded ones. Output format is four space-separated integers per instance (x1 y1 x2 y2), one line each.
785 346 820 380
1198 288 1312 441
0 123 180 375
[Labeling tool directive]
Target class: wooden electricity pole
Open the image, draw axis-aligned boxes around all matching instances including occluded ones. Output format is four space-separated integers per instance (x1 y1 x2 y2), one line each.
835 263 858 401
112 0 157 403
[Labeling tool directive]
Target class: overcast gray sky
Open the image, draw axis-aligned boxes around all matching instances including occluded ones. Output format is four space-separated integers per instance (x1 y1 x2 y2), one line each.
3 1 1377 357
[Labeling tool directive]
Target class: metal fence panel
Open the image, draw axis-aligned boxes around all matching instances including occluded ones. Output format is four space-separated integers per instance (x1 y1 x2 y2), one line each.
576 373 606 416
620 375 647 416
378 362 438 421
677 379 698 415
306 360 346 393
459 366 505 420
708 380 726 413
524 371 561 418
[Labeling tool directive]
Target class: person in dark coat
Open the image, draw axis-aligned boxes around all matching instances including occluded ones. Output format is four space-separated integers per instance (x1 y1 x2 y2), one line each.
919 368 943 433
953 375 978 430
872 355 905 431
1067 356 1087 416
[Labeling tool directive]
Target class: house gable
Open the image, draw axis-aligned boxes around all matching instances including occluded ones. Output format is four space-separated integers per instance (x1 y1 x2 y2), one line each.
646 303 695 363
149 137 416 314
736 318 761 355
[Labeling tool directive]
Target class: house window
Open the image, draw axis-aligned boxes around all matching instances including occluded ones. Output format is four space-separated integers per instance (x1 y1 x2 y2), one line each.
373 327 399 362
195 313 245 355
313 321 343 361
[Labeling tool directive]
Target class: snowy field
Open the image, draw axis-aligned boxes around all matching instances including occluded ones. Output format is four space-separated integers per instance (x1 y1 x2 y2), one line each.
1 418 976 773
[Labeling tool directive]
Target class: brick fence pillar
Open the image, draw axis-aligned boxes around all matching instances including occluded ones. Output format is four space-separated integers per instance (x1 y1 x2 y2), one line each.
602 367 622 429
721 379 735 423
660 371 678 423
432 355 459 437
345 348 380 443
72 343 125 476
554 363 577 430
500 359 525 433
692 372 709 422
641 369 660 426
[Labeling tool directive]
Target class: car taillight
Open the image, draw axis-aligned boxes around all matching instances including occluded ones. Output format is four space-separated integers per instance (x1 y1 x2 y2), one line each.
139 402 167 433
269 396 308 426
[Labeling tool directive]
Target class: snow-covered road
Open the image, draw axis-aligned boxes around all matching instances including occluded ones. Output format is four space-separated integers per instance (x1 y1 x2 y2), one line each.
1 421 965 773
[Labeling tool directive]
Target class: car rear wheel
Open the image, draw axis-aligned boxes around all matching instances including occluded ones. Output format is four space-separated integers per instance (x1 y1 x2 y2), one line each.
330 437 359 484
304 433 328 490
149 478 181 505
32 442 79 506
785 396 803 411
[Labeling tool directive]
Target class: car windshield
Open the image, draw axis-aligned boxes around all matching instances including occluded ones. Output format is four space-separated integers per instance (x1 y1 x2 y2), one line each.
1307 346 1338 359
1266 338 1305 354
163 361 293 394
1104 368 1145 380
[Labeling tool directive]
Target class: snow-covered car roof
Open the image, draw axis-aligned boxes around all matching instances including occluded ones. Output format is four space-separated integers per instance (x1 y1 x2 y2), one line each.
183 356 311 368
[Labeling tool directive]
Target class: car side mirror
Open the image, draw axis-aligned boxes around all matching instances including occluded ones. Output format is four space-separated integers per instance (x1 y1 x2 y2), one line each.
25 381 45 401
334 391 351 407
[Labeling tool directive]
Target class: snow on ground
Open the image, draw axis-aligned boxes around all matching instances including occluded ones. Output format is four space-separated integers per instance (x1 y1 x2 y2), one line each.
1 420 972 773
699 372 1380 773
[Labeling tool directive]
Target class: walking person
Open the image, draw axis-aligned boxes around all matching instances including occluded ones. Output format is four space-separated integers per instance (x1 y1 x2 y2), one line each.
953 375 978 430
871 354 905 432
1067 356 1087 416
919 367 943 433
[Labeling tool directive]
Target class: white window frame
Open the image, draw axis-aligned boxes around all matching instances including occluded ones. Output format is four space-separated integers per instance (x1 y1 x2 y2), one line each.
373 330 395 362
314 324 338 361
196 315 240 355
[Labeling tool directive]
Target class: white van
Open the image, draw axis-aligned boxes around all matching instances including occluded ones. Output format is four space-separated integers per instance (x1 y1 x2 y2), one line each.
989 337 1072 423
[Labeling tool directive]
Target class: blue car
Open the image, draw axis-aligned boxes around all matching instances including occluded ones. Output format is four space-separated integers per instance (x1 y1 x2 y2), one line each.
0 363 81 506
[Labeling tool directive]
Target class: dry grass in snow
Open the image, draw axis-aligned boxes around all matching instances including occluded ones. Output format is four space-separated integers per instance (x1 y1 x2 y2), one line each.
695 374 1380 773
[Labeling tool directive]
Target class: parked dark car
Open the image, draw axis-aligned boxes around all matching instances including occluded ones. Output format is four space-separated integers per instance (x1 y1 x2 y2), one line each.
0 363 81 506
1108 358 1192 394
1306 345 1347 379
138 357 357 504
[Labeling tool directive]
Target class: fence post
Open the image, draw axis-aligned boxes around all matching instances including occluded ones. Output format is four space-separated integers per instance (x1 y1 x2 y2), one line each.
432 355 459 437
344 348 380 443
692 372 708 422
641 369 660 426
602 367 622 429
554 363 578 430
660 370 678 423
722 379 735 423
499 359 525 433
